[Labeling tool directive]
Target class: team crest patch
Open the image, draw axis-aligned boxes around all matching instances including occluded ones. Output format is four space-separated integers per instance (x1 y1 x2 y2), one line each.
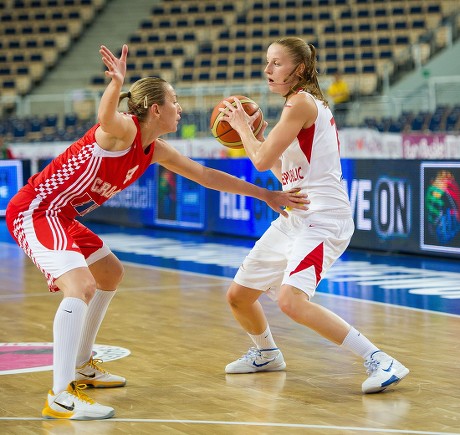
0 343 130 375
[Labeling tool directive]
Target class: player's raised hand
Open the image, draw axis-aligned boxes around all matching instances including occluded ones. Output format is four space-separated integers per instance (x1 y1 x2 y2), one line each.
100 44 128 85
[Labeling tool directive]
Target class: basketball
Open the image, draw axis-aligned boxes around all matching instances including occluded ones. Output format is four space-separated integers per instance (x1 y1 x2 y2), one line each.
210 95 264 148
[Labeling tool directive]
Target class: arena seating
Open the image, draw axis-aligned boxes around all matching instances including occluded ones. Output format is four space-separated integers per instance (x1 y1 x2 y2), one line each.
0 0 106 101
1 0 459 144
360 105 460 133
88 0 455 99
3 104 459 144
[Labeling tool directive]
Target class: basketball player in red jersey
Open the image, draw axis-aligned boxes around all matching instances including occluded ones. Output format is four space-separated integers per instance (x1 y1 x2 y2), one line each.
5 44 308 420
220 37 409 394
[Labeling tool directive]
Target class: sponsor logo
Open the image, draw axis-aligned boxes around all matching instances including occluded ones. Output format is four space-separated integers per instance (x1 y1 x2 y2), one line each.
78 371 95 378
253 358 276 368
382 360 394 372
55 401 75 412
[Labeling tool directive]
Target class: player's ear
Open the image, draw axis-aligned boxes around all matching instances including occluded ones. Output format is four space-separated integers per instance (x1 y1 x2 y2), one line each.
296 63 305 77
151 103 160 117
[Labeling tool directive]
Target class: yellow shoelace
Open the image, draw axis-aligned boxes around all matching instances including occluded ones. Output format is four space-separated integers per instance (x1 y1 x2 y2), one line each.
87 357 108 374
69 382 95 404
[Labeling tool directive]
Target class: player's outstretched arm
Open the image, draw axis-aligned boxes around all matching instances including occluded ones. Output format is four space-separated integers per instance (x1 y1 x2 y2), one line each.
153 138 309 216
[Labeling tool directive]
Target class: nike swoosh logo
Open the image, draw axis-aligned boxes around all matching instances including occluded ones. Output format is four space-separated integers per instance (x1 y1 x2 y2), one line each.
253 358 276 367
382 360 394 372
64 310 73 313
55 401 75 411
78 371 96 378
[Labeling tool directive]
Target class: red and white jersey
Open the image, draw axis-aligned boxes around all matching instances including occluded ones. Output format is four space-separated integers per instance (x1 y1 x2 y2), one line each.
10 115 155 218
280 91 351 217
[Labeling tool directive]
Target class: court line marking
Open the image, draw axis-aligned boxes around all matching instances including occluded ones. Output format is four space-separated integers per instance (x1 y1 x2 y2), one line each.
0 417 458 434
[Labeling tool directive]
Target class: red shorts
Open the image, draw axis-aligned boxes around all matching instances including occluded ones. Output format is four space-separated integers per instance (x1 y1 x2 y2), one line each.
6 197 111 292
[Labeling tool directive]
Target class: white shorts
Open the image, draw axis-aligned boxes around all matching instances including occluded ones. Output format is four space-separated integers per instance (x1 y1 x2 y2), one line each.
234 213 354 300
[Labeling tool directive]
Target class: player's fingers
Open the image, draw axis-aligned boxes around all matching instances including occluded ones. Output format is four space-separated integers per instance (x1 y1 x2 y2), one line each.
278 207 289 218
222 101 234 110
250 111 260 122
120 44 128 61
233 97 244 109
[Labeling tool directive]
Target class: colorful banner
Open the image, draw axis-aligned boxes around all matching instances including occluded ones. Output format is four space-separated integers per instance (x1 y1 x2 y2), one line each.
402 133 450 159
421 162 460 254
75 158 460 260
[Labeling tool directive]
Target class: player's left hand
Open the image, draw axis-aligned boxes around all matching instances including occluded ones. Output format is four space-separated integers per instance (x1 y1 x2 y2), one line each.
264 188 309 217
100 44 128 85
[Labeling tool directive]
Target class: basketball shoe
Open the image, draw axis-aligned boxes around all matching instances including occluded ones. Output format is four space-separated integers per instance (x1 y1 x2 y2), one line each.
225 347 286 374
75 357 126 388
362 351 409 394
42 381 115 420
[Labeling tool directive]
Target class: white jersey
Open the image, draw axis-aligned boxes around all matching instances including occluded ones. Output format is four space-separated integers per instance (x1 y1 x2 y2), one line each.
280 91 351 218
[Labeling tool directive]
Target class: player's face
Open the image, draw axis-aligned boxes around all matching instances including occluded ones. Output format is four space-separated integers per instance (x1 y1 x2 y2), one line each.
159 85 182 133
264 44 299 95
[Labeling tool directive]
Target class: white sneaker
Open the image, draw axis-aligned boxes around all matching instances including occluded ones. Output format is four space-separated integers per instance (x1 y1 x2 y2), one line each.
42 381 115 420
362 351 409 394
75 357 126 388
225 347 286 374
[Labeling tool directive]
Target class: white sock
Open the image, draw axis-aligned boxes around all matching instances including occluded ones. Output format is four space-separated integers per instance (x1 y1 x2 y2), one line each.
248 325 278 354
76 289 116 367
53 297 87 394
341 327 379 360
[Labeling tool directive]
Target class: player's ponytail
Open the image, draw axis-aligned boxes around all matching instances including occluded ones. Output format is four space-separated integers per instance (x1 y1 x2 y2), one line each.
121 77 168 122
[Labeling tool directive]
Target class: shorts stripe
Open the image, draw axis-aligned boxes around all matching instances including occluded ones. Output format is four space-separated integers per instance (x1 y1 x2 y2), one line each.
289 242 324 286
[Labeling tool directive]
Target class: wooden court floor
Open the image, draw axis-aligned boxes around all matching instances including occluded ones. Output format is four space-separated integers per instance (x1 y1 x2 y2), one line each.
1 254 459 435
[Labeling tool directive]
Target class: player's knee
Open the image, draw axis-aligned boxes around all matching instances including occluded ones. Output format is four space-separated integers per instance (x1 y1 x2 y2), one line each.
93 255 125 289
277 287 308 321
226 287 239 308
108 258 124 286
226 285 246 308
277 294 296 318
69 275 98 304
82 280 98 303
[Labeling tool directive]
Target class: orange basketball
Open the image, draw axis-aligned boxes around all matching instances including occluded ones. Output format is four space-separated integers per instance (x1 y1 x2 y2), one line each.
210 95 264 148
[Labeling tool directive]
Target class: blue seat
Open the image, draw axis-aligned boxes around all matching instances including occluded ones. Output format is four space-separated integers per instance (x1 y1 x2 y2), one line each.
344 66 357 74
362 65 376 73
216 71 228 80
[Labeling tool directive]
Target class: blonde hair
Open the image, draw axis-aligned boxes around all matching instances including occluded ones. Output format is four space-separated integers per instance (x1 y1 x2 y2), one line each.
273 37 328 107
118 77 168 122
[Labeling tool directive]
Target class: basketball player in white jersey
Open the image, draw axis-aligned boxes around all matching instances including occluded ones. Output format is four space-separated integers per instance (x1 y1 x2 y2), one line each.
220 37 409 394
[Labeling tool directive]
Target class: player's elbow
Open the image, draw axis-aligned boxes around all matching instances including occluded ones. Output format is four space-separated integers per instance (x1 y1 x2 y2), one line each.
252 157 273 172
